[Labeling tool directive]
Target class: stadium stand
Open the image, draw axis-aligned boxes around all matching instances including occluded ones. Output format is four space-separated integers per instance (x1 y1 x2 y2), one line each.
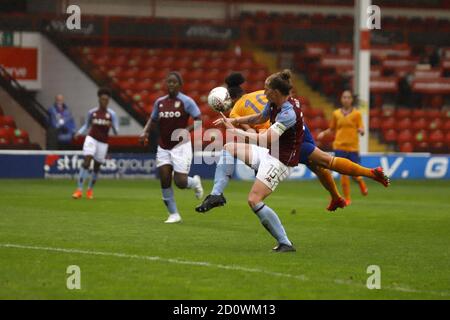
71 46 268 118
1 7 449 153
0 67 44 149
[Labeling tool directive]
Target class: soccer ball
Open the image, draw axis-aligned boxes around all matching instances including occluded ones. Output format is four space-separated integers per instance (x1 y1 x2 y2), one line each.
207 87 233 112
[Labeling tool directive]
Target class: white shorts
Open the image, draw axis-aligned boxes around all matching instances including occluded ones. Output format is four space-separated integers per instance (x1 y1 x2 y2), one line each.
250 144 291 191
83 135 108 163
156 141 192 174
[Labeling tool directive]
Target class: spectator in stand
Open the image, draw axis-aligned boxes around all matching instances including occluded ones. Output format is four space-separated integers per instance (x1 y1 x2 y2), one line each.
48 94 76 149
428 46 440 68
398 72 413 108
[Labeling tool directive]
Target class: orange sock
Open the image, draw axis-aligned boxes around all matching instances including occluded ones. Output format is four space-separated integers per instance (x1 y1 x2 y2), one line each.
341 175 351 202
314 166 342 201
354 176 368 195
329 157 375 178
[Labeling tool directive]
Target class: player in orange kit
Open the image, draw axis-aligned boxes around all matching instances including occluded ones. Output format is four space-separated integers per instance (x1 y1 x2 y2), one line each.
196 73 390 213
318 90 368 206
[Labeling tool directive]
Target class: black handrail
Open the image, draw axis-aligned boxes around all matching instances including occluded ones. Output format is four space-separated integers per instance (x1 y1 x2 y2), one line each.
0 65 48 127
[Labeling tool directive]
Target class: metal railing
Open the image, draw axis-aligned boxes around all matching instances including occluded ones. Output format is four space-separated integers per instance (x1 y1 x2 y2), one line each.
0 65 48 128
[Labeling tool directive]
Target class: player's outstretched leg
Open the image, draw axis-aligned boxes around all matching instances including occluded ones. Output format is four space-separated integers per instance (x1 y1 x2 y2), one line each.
370 167 391 187
308 163 346 211
330 158 390 187
309 148 391 187
195 149 233 213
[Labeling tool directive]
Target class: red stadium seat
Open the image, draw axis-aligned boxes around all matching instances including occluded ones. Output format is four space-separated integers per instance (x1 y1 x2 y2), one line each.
383 129 397 144
369 116 381 130
411 117 429 131
397 129 413 144
429 130 445 144
130 48 146 57
414 141 430 152
369 108 381 118
108 55 128 68
0 127 14 139
298 96 311 108
428 118 443 130
397 117 412 131
425 109 442 119
0 116 16 129
414 130 429 143
0 136 10 145
381 108 395 118
396 108 411 119
14 128 29 140
412 109 426 118
446 131 450 145
380 117 396 132
430 95 444 109
307 116 328 130
430 142 447 154
118 68 139 80
399 142 413 153
444 119 450 131
12 135 30 145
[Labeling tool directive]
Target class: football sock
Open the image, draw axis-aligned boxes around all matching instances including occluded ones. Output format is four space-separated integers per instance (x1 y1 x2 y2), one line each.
88 171 98 189
77 167 89 190
314 166 341 200
354 176 368 194
186 176 197 189
252 202 292 246
162 187 178 214
211 150 235 195
329 157 375 178
341 175 351 201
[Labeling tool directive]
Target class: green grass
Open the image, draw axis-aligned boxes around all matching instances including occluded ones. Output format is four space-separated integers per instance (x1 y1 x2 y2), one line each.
0 178 449 299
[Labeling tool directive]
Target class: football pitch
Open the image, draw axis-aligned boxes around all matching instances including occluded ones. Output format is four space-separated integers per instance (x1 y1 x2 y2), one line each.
0 178 449 299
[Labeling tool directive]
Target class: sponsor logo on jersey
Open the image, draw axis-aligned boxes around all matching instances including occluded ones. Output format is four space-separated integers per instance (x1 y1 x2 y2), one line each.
92 118 111 126
159 111 182 118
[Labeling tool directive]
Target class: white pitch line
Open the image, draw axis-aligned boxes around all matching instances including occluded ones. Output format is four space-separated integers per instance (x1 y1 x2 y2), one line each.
1 243 449 298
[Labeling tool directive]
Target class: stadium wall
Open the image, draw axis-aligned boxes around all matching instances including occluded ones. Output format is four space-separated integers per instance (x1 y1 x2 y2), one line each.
36 34 143 135
56 0 450 19
0 151 448 180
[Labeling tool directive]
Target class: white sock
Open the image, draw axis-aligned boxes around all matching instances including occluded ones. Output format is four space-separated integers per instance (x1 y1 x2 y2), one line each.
186 176 197 189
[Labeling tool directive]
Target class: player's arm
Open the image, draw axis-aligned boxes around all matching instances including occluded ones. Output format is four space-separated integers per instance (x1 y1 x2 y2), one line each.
111 110 119 135
356 111 365 136
75 111 92 137
216 109 295 148
184 97 202 132
139 101 159 145
224 101 271 127
229 108 254 131
317 112 337 140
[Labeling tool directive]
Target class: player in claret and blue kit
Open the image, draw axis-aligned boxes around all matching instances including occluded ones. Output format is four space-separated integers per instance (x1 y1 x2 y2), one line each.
140 71 203 224
213 70 303 252
72 87 119 200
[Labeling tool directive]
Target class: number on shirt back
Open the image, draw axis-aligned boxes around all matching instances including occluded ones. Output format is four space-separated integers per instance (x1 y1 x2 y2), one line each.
245 94 267 114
